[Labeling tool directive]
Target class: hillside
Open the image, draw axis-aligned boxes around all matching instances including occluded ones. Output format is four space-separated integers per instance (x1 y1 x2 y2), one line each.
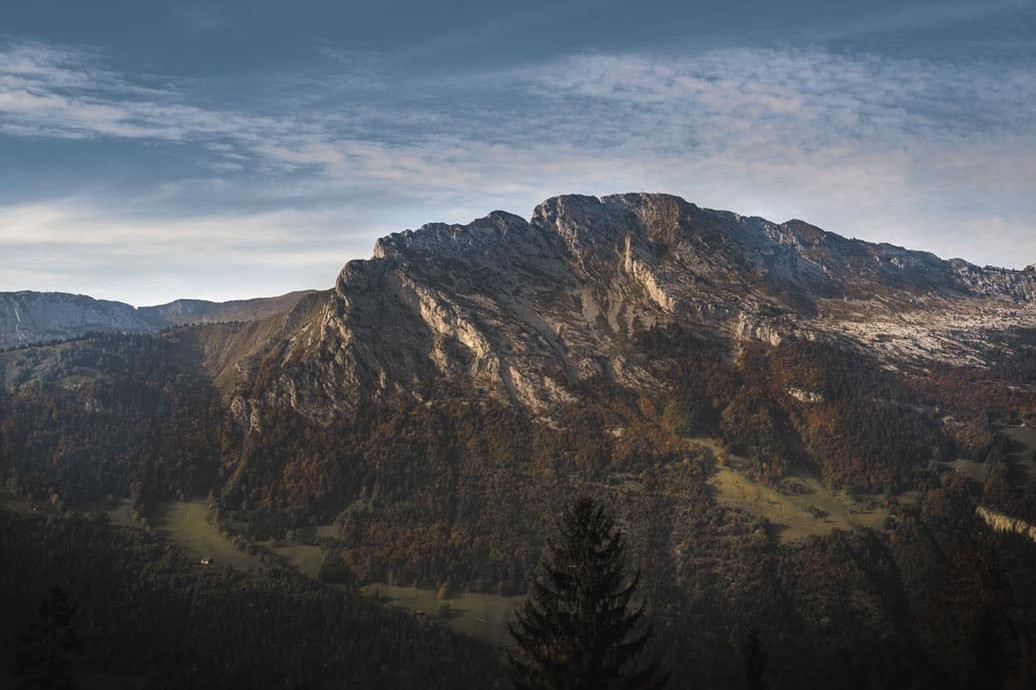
138 290 320 327
229 193 1034 423
0 289 318 349
0 291 154 350
2 193 1036 687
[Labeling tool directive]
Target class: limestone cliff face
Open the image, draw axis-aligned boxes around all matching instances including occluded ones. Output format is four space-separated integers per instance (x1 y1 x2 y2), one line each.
236 193 1036 425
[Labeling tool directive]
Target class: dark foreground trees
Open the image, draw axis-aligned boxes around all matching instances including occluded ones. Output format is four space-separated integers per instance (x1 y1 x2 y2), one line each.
15 585 82 690
0 511 501 689
509 496 666 690
740 629 767 690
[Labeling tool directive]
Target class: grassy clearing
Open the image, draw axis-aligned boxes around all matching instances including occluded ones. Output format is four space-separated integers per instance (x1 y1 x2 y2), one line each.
0 494 261 572
315 524 338 539
257 524 337 579
361 584 523 648
686 438 895 541
69 498 138 527
267 541 524 648
1002 424 1036 478
258 525 522 647
152 500 262 572
0 491 33 515
946 425 1036 485
260 542 325 580
943 458 991 484
709 467 891 540
1003 424 1036 453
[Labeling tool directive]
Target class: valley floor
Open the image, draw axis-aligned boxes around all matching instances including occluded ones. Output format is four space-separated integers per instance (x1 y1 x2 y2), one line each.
0 492 523 647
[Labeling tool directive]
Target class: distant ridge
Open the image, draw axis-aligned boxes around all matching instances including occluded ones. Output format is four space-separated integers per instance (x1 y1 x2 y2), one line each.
0 289 318 349
140 290 320 327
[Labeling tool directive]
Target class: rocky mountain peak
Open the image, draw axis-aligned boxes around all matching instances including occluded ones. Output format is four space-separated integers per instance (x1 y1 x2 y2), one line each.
271 193 1036 422
372 209 533 262
530 194 630 260
779 219 827 246
10 193 1028 423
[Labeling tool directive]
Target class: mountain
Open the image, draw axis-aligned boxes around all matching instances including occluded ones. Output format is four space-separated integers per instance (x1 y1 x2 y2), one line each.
0 289 318 349
230 193 1035 424
4 192 1034 523
0 291 154 349
138 290 319 327
2 193 1036 688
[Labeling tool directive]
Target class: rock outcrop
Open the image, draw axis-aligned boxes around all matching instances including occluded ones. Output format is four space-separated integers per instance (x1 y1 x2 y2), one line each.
234 193 1036 424
976 506 1036 544
5 194 1033 421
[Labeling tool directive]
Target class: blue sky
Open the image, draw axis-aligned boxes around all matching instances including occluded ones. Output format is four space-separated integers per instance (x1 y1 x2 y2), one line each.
1 1 1034 305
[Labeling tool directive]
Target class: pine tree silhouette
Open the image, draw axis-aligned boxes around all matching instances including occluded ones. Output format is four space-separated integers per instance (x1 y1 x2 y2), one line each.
508 496 667 690
15 585 83 690
741 628 767 690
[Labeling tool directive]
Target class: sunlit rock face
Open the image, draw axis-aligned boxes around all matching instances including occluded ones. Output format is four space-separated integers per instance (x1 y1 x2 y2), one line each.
977 506 1036 544
235 193 1036 423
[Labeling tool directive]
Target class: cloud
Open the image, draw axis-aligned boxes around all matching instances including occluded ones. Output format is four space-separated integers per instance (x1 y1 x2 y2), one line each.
1 36 1034 302
4 38 1031 194
476 48 1036 264
0 39 318 158
0 199 382 304
514 49 1036 145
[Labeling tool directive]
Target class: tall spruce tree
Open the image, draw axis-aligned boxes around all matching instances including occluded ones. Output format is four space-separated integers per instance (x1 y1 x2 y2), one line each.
15 585 82 690
508 496 667 690
741 628 767 690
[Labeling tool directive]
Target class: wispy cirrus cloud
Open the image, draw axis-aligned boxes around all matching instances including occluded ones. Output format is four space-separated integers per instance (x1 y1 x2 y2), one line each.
511 48 1036 154
4 38 1032 194
1 35 1034 302
0 39 310 158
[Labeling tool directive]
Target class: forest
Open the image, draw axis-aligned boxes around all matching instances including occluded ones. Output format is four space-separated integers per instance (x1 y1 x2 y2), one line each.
2 325 1036 687
0 510 502 689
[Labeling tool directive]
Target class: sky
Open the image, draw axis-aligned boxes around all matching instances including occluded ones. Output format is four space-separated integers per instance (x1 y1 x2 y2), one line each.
1 1 1034 305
